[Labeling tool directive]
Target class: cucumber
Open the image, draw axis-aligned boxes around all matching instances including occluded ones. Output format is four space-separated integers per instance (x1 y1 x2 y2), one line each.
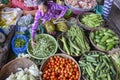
106 39 114 43
95 35 101 39
106 44 114 50
101 35 109 42
91 32 94 40
97 44 106 50
113 36 119 40
104 32 113 37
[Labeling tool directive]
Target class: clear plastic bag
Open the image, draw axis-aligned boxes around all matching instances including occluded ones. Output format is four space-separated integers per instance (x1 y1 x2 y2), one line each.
17 14 33 27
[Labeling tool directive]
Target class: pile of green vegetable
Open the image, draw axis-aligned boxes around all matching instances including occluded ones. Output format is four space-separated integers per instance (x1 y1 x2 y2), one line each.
29 34 57 59
111 51 120 79
79 51 117 80
81 14 103 28
90 28 119 50
60 26 90 56
14 38 25 48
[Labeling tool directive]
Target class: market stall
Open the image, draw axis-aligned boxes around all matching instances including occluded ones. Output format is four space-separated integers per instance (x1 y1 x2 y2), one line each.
0 0 120 80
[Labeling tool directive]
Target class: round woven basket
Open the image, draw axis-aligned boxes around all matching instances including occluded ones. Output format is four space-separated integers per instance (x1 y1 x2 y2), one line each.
0 58 35 80
39 53 81 80
77 12 104 31
79 50 118 80
89 27 120 52
57 33 81 58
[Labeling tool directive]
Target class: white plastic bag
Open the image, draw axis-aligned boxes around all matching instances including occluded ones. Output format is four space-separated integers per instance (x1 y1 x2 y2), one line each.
0 7 23 26
17 14 33 27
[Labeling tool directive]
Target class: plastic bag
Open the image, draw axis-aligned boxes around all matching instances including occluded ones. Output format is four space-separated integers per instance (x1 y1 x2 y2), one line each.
11 34 29 56
0 7 23 26
24 0 38 7
17 14 33 27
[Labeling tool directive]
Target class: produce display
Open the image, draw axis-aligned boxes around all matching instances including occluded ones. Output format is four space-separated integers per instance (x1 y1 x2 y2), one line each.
1 1 120 80
65 0 97 9
28 34 58 59
6 65 39 80
14 38 26 48
79 51 117 80
90 28 119 51
42 55 80 80
80 14 103 28
111 51 120 79
59 26 90 56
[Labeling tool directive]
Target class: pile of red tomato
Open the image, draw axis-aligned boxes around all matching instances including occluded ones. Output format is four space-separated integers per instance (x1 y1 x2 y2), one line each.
42 56 80 80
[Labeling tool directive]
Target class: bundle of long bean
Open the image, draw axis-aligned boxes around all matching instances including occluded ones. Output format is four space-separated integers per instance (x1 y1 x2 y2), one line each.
60 26 90 56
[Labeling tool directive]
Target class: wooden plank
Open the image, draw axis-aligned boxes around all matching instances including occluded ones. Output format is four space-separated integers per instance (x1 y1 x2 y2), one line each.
114 0 120 10
108 4 120 37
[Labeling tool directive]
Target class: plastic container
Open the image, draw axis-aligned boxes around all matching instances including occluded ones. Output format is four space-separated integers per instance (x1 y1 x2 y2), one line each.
27 34 58 60
65 1 97 15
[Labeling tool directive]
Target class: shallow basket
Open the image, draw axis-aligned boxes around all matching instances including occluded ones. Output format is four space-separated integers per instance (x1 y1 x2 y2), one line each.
39 53 81 80
27 34 58 60
89 28 120 52
79 51 118 80
77 12 104 31
0 58 35 80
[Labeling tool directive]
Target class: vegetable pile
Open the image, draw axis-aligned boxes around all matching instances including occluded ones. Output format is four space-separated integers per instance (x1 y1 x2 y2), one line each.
59 26 90 56
30 34 57 59
66 0 97 9
79 51 117 80
14 38 25 48
90 28 119 50
6 65 39 80
42 55 80 80
111 51 120 79
81 14 103 28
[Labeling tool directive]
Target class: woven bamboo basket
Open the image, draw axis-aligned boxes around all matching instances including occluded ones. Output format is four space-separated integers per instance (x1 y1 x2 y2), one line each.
77 12 104 31
79 50 118 80
89 27 120 52
39 53 81 80
0 58 35 80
